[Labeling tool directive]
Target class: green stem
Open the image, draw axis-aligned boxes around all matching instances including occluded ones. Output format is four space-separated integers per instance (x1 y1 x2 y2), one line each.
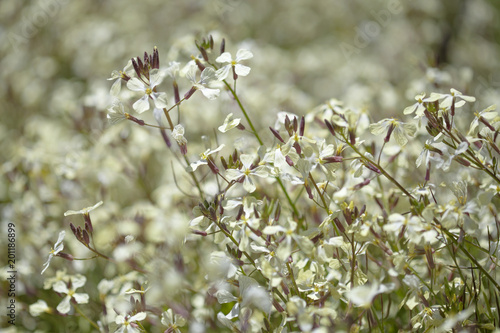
73 304 100 331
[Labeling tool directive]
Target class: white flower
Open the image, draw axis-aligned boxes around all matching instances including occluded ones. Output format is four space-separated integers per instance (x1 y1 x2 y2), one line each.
41 231 65 274
429 88 476 109
369 118 417 146
53 275 89 314
127 69 168 113
185 64 220 100
225 154 268 193
346 283 395 308
64 201 103 216
189 144 224 171
218 113 241 133
108 60 134 96
468 105 498 135
161 309 186 333
115 312 147 333
403 93 433 118
172 124 187 146
29 300 51 316
215 49 253 80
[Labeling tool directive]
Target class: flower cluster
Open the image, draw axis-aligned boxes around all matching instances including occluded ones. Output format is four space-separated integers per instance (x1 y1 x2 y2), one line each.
28 35 500 332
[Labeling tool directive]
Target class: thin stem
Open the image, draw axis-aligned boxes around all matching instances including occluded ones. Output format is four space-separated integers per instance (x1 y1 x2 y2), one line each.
73 304 100 331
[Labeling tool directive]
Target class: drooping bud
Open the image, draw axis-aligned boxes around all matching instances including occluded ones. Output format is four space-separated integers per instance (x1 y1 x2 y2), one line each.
324 119 336 136
220 38 226 54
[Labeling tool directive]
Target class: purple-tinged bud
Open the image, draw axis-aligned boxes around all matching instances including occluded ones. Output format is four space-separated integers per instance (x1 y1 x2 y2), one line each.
324 119 336 136
353 178 371 190
281 281 290 295
454 156 471 167
232 67 238 81
285 155 294 166
143 51 149 66
299 116 305 136
152 47 159 69
269 127 285 143
323 156 343 163
220 38 225 54
194 58 205 72
364 161 381 174
333 217 345 233
207 158 220 174
253 206 260 218
70 223 77 236
179 143 187 155
184 86 197 100
82 230 90 245
293 141 302 155
137 57 144 74
131 58 141 78
349 129 356 145
443 112 451 130
273 299 285 312
173 80 180 105
76 226 83 239
384 123 395 143
232 150 238 163
84 221 93 235
126 113 145 126
450 97 455 116
58 252 74 261
342 209 352 225
200 47 209 62
192 230 208 236
248 225 262 237
489 141 500 155
236 206 244 221
209 35 214 50
359 205 366 216
425 164 431 181
293 117 298 133
236 123 246 130
305 184 313 199
479 116 496 131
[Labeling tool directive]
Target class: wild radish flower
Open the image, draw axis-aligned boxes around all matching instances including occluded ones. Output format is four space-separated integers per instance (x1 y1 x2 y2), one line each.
126 69 168 113
369 118 417 146
184 64 220 100
64 201 103 217
161 309 186 333
404 93 433 118
41 231 66 274
468 105 498 135
29 300 52 316
115 312 147 333
172 124 188 154
429 88 476 109
107 100 145 126
215 49 253 80
53 275 89 314
189 144 224 172
108 60 134 96
218 113 242 133
225 154 268 193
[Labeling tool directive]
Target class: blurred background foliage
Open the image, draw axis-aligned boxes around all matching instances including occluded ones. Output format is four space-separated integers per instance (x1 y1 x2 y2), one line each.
1 0 500 331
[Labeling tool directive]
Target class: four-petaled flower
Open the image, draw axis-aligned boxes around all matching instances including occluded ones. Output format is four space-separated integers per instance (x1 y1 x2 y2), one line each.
53 275 89 314
161 309 186 333
115 312 147 333
429 88 476 109
215 49 253 80
108 60 134 97
64 201 104 216
41 231 66 274
404 93 433 118
185 64 220 100
127 69 168 113
369 118 417 146
189 144 225 172
225 154 268 193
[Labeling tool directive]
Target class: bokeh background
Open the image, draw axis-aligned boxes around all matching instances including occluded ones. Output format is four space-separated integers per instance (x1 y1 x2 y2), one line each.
1 0 500 331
